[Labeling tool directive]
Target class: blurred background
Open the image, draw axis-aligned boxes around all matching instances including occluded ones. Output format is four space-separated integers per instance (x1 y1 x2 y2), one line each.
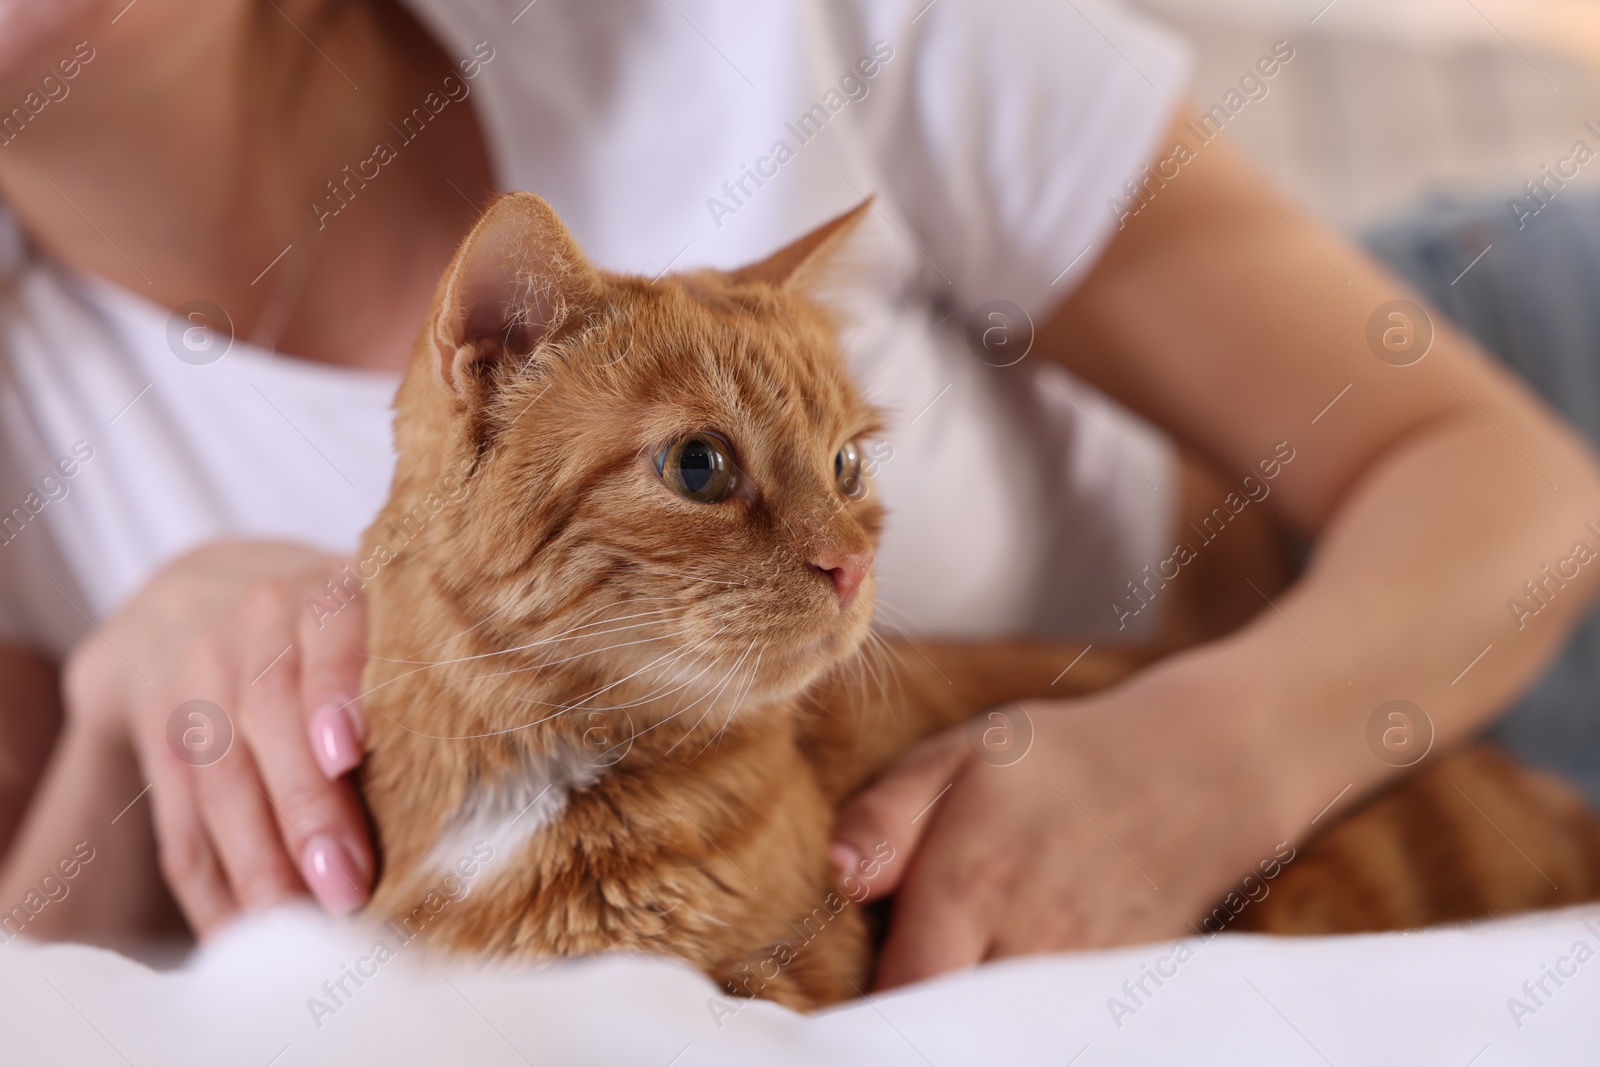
1130 0 1600 229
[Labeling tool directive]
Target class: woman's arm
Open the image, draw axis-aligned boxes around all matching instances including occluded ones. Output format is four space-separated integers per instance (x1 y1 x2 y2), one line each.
832 115 1600 988
0 640 174 945
1042 114 1600 813
0 695 175 945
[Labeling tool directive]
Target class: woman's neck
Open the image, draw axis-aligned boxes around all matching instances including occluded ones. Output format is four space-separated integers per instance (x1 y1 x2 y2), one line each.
0 1 493 371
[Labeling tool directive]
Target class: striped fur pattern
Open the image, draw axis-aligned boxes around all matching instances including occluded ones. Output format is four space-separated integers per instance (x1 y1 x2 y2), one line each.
1235 744 1600 934
361 194 1600 1010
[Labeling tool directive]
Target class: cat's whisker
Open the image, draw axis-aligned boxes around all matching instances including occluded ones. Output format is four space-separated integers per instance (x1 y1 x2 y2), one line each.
528 602 688 644
464 595 680 645
867 599 955 686
686 642 767 763
870 597 921 627
845 630 880 709
681 639 768 755
861 628 903 705
568 663 728 743
511 643 715 719
823 625 907 739
516 626 731 724
838 630 876 713
863 628 910 723
373 609 689 714
374 613 675 668
373 605 684 666
462 626 695 683
383 629 728 741
651 570 750 588
410 594 522 657
662 637 757 755
621 637 771 745
515 623 723 707
658 639 755 752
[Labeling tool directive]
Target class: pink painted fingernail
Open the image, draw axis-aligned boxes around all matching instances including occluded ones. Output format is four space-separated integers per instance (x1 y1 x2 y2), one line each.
310 703 363 778
301 835 369 916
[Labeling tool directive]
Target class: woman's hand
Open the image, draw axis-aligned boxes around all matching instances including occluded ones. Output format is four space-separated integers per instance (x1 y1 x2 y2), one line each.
831 645 1300 990
62 540 371 937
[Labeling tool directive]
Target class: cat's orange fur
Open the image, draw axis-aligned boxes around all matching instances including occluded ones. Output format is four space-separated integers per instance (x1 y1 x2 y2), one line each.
361 194 1600 1010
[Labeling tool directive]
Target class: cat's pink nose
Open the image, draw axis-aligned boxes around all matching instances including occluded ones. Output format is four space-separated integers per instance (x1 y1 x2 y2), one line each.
811 550 872 609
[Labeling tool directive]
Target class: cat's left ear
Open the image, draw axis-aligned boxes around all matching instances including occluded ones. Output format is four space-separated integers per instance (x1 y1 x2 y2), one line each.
430 192 602 404
731 199 873 292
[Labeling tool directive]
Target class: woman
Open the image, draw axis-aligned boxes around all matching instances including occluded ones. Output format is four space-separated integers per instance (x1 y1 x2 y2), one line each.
0 0 1596 994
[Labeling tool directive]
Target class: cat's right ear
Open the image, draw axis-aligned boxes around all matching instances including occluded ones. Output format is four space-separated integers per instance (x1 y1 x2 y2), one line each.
431 192 602 405
731 199 873 292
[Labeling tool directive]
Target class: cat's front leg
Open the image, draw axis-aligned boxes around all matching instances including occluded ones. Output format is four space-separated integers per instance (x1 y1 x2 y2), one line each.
797 639 1158 801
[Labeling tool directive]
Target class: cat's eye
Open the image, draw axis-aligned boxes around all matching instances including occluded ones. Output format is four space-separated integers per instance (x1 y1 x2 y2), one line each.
659 433 735 502
835 440 865 498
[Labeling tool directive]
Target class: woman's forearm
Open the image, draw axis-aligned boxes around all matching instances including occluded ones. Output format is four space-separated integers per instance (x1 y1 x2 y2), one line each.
1218 408 1600 831
0 718 174 946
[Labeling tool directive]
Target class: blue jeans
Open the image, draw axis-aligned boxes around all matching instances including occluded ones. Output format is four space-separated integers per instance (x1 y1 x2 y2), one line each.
1366 193 1600 810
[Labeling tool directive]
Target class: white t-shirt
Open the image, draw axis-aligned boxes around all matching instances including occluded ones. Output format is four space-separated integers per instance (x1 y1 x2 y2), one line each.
0 0 1189 658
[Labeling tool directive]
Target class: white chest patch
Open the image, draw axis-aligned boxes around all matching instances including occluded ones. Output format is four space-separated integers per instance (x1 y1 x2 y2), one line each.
427 742 604 877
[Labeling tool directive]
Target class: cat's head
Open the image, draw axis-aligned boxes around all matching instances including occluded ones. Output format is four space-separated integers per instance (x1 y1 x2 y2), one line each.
386 193 884 720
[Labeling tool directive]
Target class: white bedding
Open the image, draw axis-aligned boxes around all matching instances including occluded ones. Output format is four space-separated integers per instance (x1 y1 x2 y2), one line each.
2 904 1597 1066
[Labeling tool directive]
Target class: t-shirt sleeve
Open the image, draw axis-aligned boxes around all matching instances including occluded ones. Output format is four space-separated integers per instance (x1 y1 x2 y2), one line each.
863 0 1191 317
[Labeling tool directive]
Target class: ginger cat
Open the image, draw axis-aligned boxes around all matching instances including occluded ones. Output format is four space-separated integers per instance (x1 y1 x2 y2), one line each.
360 194 1600 1009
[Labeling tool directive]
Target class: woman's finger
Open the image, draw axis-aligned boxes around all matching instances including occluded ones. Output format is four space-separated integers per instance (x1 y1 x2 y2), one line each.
870 773 1003 991
240 655 373 914
299 582 368 779
233 591 373 914
168 603 307 918
191 738 307 913
830 731 970 902
135 712 239 937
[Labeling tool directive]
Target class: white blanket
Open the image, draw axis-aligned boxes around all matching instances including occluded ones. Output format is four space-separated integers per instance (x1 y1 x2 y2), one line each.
2 904 1597 1065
